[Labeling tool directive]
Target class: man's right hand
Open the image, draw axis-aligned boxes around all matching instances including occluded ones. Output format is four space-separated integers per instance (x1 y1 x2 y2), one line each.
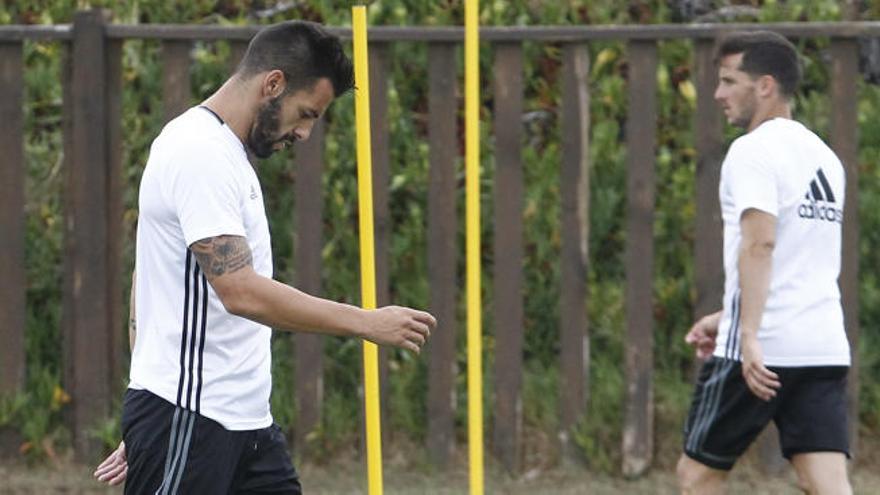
685 311 722 360
94 441 127 486
740 334 780 401
361 306 436 353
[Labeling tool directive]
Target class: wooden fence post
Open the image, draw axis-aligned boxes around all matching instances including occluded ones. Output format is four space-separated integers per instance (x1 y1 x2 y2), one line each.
228 40 248 73
64 9 113 460
558 42 592 462
426 41 459 468
369 42 392 449
491 41 525 473
0 41 26 398
294 119 326 455
105 38 125 394
622 40 657 478
830 37 860 457
692 40 724 322
162 40 191 123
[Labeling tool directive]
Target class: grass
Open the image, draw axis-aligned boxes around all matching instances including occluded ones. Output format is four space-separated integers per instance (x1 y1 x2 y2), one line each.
3 439 880 495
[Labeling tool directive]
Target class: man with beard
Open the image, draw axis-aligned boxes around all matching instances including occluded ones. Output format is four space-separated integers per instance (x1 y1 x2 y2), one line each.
94 21 436 494
676 31 852 494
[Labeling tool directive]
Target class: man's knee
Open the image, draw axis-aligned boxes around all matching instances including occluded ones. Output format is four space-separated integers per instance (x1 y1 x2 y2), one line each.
791 452 851 495
676 454 727 494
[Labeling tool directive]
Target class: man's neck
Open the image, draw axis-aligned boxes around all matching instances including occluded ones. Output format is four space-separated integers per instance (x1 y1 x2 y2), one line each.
200 76 257 145
747 100 792 133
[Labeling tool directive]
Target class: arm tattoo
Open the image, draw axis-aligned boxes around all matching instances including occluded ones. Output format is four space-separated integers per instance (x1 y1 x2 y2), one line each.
190 235 254 278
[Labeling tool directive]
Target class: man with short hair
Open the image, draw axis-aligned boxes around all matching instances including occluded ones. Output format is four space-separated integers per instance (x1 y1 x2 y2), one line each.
94 21 436 494
677 31 852 494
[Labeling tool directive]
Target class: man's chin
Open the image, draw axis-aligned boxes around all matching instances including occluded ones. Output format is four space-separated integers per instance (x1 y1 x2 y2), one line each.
726 116 748 129
246 142 277 159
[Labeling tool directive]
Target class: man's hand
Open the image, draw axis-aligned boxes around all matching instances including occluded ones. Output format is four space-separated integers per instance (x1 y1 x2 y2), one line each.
94 440 127 485
361 306 437 353
685 311 722 360
740 335 780 401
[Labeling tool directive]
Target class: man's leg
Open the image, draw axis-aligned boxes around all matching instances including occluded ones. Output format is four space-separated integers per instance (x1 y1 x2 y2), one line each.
680 357 777 491
121 389 174 494
676 454 729 495
790 452 851 495
122 389 245 494
232 423 301 494
775 366 850 495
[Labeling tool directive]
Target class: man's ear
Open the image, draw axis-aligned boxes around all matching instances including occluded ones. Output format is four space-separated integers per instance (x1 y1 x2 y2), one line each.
262 69 286 98
756 74 777 99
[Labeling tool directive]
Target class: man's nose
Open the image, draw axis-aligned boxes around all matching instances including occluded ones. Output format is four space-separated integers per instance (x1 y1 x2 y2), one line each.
294 123 313 142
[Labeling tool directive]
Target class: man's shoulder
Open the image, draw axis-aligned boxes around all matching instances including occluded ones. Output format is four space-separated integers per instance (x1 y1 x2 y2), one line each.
159 110 231 153
725 132 765 164
727 120 818 160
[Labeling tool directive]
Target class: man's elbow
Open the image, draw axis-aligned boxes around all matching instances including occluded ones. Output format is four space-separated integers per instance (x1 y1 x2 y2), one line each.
219 293 253 318
212 275 261 319
744 238 775 257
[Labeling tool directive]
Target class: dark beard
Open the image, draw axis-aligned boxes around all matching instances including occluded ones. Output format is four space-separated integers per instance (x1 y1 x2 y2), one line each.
247 96 286 159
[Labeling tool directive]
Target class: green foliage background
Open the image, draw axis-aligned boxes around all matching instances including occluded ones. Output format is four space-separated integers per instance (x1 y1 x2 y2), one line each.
2 0 879 471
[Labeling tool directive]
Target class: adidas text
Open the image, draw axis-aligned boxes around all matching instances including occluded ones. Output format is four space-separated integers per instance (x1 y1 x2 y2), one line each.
798 203 843 223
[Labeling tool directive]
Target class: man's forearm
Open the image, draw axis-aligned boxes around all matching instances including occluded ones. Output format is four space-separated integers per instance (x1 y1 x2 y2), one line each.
223 270 367 338
737 239 773 339
128 270 136 351
737 209 776 341
703 310 723 327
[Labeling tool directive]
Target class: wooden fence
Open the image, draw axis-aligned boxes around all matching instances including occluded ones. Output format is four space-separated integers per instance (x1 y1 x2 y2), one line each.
0 10 865 475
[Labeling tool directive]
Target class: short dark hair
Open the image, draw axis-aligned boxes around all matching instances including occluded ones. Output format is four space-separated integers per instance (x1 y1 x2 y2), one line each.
237 21 354 97
716 30 801 98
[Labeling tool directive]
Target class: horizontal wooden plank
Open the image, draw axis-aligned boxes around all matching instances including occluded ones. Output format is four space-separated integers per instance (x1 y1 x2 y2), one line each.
0 25 72 40
5 21 880 42
91 21 880 42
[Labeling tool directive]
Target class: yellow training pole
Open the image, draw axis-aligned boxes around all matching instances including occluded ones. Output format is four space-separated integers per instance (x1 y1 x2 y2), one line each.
465 0 484 494
352 5 383 495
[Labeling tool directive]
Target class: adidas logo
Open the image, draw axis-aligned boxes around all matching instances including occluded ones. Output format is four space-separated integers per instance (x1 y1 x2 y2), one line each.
250 185 259 200
798 168 842 223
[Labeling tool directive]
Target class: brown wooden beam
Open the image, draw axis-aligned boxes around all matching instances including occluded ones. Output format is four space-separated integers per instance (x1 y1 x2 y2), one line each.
426 42 459 469
293 119 326 456
10 21 880 43
368 42 392 450
622 40 658 478
105 39 125 393
558 42 591 461
96 22 880 42
491 41 525 473
0 41 26 396
692 40 724 322
64 9 112 461
830 37 860 458
161 40 191 124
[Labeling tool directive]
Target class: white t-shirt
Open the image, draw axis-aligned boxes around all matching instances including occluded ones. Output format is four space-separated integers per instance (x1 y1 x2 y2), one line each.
130 106 274 430
714 118 850 367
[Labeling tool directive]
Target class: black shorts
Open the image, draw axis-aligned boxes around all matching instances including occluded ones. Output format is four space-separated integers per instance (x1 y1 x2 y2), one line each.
683 357 849 471
121 388 301 495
